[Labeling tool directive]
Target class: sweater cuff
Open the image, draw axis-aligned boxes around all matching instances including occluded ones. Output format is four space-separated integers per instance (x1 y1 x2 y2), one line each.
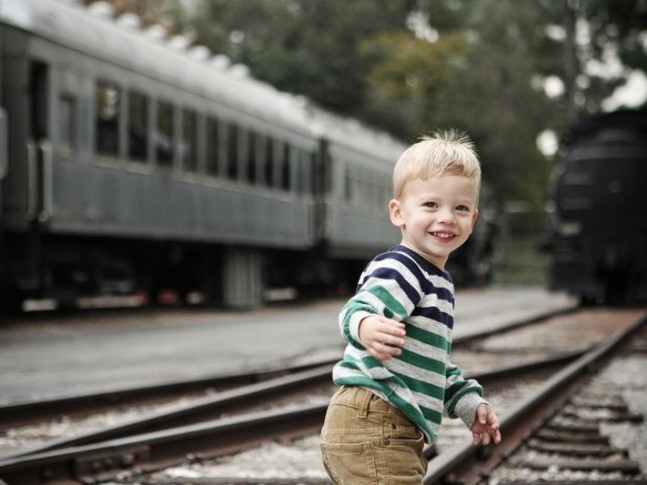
454 392 488 428
348 311 375 343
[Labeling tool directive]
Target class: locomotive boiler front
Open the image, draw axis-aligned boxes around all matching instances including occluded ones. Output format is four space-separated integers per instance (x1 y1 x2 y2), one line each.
548 110 647 304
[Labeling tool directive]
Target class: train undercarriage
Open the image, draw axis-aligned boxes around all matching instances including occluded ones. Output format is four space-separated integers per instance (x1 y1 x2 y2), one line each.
0 233 367 313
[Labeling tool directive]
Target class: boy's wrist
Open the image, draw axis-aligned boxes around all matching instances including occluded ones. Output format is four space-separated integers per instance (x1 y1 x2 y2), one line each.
454 393 488 428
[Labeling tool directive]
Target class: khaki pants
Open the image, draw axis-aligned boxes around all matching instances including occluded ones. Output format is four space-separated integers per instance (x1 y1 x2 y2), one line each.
320 386 427 485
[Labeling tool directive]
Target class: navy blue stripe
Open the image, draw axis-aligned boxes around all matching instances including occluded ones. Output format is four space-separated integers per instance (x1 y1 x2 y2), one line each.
391 245 447 278
411 305 453 328
427 284 453 302
362 266 421 306
383 250 429 284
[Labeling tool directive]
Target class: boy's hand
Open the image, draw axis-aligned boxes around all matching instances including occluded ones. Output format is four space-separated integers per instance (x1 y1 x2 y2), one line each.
470 403 502 446
358 315 406 361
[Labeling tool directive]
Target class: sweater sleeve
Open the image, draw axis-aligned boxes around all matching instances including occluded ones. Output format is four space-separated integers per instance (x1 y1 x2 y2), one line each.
443 360 487 427
338 257 423 347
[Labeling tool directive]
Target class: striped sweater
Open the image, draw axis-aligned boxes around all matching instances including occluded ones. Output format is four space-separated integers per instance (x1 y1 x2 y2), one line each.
332 245 485 443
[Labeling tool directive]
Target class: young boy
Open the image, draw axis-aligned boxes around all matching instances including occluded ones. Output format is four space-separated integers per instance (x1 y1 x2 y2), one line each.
320 131 501 484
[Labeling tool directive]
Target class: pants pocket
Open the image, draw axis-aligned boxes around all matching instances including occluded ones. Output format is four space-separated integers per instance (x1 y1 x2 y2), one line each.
383 432 427 481
320 441 377 485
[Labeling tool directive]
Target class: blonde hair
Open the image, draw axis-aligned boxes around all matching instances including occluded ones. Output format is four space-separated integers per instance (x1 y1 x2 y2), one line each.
393 130 481 200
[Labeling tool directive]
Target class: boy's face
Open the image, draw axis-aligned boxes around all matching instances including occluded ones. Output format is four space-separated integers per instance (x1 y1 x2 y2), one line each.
389 175 479 270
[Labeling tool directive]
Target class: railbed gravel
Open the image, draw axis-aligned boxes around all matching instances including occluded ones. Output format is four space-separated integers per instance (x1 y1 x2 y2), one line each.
486 327 647 483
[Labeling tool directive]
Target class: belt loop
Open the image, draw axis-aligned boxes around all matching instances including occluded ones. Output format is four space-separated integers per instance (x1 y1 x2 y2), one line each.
357 388 372 419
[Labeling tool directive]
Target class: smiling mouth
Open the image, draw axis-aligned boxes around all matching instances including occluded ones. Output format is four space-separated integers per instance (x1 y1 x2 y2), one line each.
430 232 456 240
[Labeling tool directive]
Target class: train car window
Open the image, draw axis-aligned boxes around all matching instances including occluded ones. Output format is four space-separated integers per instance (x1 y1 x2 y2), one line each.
127 92 148 163
59 94 76 155
246 130 257 184
344 165 352 202
264 137 274 187
281 142 291 191
206 116 220 176
155 100 174 169
227 122 239 180
181 109 197 172
96 81 121 156
309 152 316 194
254 133 266 186
299 151 314 195
29 62 49 141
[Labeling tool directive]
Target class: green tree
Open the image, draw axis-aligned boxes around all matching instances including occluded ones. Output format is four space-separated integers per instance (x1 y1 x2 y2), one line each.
190 0 413 114
360 1 558 207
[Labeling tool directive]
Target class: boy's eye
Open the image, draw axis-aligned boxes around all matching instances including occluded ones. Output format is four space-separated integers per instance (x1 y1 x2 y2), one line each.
423 201 438 208
456 205 470 212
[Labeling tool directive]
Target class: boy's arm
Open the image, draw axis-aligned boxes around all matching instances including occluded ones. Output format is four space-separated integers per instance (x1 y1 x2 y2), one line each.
338 260 421 357
358 315 405 361
443 361 502 445
443 360 487 426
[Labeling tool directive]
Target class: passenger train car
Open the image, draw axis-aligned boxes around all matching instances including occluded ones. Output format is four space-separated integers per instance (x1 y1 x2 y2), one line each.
546 109 647 304
0 0 496 311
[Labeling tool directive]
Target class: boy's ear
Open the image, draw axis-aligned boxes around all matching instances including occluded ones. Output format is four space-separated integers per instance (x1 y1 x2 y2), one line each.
470 207 479 229
389 199 404 227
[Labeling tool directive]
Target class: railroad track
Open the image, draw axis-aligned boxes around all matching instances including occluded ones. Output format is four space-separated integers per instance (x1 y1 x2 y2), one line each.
0 359 339 431
0 306 579 452
0 352 585 484
424 311 647 484
0 304 576 434
1 306 643 484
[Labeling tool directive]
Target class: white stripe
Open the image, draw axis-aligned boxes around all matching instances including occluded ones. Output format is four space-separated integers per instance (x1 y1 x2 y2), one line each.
406 337 449 364
410 388 445 412
383 353 446 388
407 316 453 341
359 278 414 315
419 294 453 315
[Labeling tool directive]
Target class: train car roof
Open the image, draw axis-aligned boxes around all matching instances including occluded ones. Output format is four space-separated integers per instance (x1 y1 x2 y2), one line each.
1 0 408 161
0 0 313 137
305 103 407 165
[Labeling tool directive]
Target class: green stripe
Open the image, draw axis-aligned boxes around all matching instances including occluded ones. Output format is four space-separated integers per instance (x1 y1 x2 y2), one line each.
367 285 409 319
338 359 361 371
394 370 445 400
405 324 450 351
445 380 464 402
399 348 446 375
420 405 443 425
361 355 384 369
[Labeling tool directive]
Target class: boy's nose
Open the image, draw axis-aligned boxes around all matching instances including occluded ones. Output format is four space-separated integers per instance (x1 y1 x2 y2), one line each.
436 207 455 223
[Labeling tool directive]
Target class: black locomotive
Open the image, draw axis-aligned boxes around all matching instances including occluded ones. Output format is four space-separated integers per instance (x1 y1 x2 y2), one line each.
547 109 647 304
0 0 497 311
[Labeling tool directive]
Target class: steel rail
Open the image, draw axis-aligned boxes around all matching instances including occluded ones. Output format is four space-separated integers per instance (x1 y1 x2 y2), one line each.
0 401 329 485
1 364 333 460
4 346 585 462
423 311 647 485
0 357 340 430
